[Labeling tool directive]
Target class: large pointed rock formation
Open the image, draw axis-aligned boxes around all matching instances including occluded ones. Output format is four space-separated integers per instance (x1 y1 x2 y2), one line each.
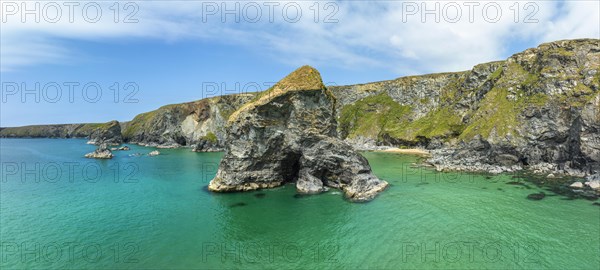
208 66 388 202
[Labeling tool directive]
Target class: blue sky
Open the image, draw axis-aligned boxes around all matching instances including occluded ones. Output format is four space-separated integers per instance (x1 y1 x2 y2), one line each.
1 0 599 126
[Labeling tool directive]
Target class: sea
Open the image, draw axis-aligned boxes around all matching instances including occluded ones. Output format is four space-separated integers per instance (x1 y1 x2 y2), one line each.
1 138 598 269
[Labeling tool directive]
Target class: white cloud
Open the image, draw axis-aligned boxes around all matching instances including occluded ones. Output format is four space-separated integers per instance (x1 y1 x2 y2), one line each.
1 0 598 74
541 0 600 41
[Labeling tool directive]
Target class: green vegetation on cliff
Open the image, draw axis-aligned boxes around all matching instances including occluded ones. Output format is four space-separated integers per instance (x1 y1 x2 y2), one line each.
388 108 464 142
202 132 218 143
339 93 411 139
337 39 599 146
122 110 160 139
0 121 118 138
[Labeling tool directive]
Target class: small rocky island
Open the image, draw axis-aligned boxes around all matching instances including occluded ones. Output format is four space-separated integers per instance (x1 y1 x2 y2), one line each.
208 66 388 202
84 143 113 159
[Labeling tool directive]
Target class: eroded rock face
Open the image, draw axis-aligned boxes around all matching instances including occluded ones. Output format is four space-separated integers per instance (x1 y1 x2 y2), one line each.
87 120 123 145
209 66 388 202
121 94 254 149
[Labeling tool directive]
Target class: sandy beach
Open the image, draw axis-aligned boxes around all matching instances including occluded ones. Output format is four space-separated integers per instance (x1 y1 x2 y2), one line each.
375 148 430 156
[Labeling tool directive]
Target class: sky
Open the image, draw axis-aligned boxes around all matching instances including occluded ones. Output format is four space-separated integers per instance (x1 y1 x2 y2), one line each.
1 0 599 127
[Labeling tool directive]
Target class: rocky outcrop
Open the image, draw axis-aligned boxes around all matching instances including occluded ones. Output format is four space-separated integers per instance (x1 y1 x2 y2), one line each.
332 39 599 177
209 66 388 202
192 134 221 152
121 94 254 149
87 120 123 145
84 143 113 159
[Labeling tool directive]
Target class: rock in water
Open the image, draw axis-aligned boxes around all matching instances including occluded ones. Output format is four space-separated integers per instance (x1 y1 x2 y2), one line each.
527 192 546 200
209 66 388 202
584 174 600 190
569 182 584 189
84 143 113 159
148 150 160 156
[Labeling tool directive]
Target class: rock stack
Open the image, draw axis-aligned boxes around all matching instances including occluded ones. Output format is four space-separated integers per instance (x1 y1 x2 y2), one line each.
209 66 388 202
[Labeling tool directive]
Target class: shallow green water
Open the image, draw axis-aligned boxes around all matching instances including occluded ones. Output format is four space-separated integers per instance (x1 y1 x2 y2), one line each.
1 139 598 269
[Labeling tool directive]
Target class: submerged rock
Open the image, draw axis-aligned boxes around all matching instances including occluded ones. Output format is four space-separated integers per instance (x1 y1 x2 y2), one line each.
209 66 388 202
84 143 113 159
527 192 546 200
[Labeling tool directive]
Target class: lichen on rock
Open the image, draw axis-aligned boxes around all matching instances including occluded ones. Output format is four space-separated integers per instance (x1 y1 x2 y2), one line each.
209 66 388 202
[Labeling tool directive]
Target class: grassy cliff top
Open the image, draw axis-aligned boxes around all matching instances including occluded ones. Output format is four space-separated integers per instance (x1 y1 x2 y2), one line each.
271 65 326 92
0 121 119 137
228 65 331 122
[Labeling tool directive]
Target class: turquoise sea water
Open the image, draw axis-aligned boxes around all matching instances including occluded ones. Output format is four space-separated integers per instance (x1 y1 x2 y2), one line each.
1 138 598 269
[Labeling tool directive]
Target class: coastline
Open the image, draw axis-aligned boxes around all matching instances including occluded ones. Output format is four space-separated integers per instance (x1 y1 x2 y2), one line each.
373 148 430 156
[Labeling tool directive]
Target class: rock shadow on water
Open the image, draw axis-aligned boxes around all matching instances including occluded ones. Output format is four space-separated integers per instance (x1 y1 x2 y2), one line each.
506 181 532 189
229 202 248 208
293 193 312 199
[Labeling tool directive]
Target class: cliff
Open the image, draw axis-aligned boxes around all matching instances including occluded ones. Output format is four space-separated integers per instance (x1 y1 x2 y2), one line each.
331 39 599 176
0 121 122 145
121 94 254 149
2 39 598 177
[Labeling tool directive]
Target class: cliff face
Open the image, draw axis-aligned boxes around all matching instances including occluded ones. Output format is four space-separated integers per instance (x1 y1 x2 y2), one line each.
209 66 388 201
121 94 254 148
0 121 122 145
331 39 599 176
